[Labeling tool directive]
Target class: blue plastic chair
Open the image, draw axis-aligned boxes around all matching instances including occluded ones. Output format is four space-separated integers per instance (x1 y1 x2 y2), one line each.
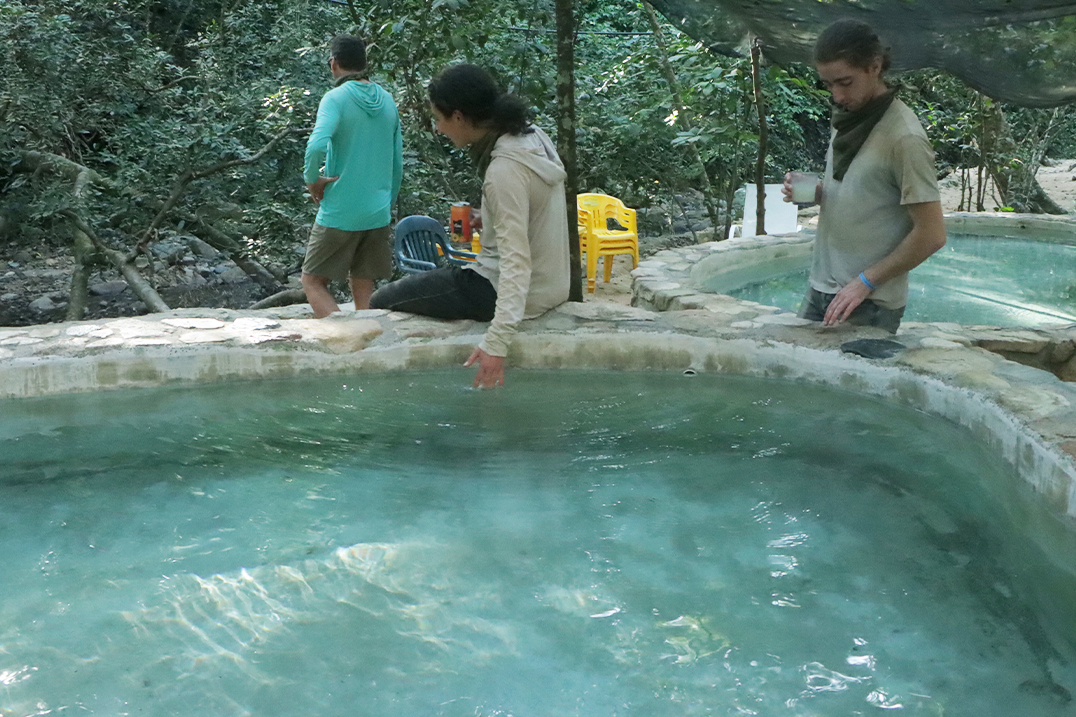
394 215 478 274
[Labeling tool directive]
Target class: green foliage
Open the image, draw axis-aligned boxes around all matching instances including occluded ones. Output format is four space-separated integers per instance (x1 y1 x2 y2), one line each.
1 0 1069 297
2 0 339 256
902 68 1076 211
570 18 829 215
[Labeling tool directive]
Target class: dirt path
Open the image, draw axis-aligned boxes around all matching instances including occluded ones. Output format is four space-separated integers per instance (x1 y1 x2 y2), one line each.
938 160 1076 212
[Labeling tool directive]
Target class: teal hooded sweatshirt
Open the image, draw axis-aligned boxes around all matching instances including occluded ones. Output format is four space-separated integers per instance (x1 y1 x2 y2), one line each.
303 80 403 231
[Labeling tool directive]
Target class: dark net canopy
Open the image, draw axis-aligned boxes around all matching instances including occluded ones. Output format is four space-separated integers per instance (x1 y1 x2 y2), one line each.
649 0 1076 107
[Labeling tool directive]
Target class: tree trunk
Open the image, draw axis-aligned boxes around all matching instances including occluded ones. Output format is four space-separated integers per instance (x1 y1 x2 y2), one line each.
64 158 103 321
642 1 722 238
750 39 769 236
976 94 989 211
65 228 95 321
1015 107 1066 214
555 0 583 301
982 102 1066 214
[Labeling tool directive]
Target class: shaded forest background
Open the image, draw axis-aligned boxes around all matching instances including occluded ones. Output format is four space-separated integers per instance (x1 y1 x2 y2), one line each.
2 0 1075 325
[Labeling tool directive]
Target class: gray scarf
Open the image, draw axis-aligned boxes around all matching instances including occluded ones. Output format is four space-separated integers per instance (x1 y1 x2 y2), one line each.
333 71 368 87
831 88 897 181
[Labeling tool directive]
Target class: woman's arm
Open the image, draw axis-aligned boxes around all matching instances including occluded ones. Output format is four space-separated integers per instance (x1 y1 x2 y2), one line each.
471 159 534 386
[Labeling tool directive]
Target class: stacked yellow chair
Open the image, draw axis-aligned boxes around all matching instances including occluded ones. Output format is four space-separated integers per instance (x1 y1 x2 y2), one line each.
576 192 639 293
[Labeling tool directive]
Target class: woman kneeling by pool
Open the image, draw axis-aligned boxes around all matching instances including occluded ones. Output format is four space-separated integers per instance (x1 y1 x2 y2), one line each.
370 64 570 388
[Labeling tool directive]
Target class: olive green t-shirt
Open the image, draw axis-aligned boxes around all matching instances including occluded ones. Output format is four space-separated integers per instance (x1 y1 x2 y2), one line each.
811 99 941 309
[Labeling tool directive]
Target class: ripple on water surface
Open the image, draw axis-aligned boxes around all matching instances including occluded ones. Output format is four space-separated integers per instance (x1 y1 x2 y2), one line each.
1 370 1075 716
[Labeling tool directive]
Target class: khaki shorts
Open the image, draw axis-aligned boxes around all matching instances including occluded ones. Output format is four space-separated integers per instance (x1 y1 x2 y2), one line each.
302 223 392 281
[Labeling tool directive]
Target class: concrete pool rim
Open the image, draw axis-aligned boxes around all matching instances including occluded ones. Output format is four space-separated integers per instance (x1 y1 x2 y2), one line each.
4 299 1076 536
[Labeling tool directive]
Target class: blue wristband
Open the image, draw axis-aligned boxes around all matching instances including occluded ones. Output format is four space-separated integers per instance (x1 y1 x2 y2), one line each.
859 272 877 291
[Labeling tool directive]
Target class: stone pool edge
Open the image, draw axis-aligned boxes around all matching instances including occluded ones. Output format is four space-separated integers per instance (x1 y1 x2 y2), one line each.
3 299 1076 531
631 211 1076 380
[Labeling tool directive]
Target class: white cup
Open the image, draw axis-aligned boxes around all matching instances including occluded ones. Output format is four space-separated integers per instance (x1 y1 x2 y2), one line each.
790 172 819 203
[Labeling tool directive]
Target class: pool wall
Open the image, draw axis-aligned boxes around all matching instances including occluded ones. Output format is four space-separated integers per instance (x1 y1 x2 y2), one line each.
689 235 813 296
946 211 1076 243
3 303 1076 525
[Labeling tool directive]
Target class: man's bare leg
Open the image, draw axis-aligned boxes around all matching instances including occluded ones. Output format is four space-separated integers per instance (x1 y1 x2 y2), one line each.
350 277 375 311
302 273 340 318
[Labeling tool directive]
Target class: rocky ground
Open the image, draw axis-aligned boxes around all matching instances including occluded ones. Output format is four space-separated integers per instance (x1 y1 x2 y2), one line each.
0 232 303 327
3 162 1074 327
0 200 704 326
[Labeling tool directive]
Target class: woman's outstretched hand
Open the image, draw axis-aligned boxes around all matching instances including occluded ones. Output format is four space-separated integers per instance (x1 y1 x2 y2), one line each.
464 347 505 388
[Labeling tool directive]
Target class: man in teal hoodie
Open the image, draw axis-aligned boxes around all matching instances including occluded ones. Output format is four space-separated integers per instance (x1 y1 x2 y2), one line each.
302 35 403 316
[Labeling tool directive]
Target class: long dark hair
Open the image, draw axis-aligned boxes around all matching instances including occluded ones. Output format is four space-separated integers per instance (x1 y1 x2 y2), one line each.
814 19 891 73
428 64 533 136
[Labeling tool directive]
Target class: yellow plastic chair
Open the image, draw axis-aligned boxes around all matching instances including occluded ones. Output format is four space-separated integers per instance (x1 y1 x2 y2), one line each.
576 193 639 293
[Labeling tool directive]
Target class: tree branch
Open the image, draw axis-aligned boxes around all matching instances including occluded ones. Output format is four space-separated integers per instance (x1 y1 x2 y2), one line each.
135 125 304 250
62 210 170 313
15 150 116 193
343 0 362 25
142 75 199 94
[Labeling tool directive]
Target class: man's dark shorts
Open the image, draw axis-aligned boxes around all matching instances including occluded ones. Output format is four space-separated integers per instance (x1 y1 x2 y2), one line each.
302 223 392 281
370 265 496 321
799 287 905 333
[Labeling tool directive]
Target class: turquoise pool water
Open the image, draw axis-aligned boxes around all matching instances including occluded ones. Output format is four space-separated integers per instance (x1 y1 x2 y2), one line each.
2 371 1075 715
730 235 1076 326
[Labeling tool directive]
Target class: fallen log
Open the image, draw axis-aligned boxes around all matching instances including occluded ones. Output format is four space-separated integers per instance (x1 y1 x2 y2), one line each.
65 228 96 321
62 211 170 314
16 150 115 192
249 288 307 310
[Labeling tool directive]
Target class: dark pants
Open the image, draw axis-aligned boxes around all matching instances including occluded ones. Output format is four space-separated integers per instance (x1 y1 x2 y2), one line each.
370 265 497 321
798 287 905 333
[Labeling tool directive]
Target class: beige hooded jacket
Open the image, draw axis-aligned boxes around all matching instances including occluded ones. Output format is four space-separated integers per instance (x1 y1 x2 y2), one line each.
469 125 571 357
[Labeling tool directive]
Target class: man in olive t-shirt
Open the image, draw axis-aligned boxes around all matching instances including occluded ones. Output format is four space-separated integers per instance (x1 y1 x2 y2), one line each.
783 20 946 333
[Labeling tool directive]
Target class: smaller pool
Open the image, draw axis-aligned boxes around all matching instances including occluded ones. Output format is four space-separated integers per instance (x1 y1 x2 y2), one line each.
728 235 1076 327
